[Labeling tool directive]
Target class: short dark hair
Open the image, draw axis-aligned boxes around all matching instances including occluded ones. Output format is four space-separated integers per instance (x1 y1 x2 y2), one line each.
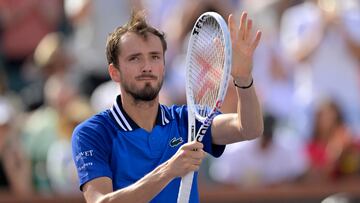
106 11 167 68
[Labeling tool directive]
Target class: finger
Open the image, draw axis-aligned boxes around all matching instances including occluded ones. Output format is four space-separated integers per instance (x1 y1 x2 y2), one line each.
186 157 203 168
244 19 252 41
188 140 204 148
180 141 196 149
193 142 204 151
182 149 205 161
228 14 237 42
181 157 202 170
251 30 262 51
190 158 203 166
189 149 206 159
188 165 201 172
238 11 247 41
181 141 203 151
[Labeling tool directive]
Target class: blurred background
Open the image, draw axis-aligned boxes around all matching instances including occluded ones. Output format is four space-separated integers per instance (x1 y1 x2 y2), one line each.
0 0 360 202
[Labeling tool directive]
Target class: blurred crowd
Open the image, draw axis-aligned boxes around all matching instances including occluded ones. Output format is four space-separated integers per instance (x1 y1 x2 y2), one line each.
0 0 360 198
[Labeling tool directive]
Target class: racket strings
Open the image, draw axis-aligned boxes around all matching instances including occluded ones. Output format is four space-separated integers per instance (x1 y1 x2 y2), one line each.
188 17 226 116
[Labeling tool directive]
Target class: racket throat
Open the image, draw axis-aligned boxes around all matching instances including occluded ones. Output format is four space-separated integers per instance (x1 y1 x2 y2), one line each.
195 119 212 142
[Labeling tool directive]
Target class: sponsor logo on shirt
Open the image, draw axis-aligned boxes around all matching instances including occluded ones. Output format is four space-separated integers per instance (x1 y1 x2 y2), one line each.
75 150 94 162
169 137 183 147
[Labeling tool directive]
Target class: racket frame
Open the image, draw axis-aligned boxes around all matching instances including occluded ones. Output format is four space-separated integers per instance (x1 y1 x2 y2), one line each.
177 11 232 203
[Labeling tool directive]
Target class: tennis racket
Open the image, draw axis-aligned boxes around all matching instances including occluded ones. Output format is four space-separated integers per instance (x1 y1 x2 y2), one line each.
177 12 232 203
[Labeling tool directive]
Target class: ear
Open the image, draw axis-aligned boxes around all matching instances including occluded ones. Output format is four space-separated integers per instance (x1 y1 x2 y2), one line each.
108 64 121 83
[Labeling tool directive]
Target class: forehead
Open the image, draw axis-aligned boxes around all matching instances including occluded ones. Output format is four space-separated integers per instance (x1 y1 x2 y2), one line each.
119 32 163 56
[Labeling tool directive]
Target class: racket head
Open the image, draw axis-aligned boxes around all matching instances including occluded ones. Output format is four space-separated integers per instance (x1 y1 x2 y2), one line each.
185 12 232 123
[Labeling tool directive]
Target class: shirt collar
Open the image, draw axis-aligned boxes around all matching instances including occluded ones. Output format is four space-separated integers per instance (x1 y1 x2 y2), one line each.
110 95 170 131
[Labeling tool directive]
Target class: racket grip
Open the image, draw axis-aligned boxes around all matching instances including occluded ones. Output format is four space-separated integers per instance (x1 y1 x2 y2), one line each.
177 172 194 203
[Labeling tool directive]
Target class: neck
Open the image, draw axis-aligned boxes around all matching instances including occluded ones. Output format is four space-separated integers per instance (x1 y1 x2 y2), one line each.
121 93 159 132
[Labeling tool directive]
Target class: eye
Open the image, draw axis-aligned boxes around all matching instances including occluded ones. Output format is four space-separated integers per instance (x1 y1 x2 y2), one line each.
129 56 139 61
152 55 161 60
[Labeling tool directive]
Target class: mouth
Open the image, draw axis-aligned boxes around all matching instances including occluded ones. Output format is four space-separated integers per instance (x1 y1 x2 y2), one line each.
135 75 158 81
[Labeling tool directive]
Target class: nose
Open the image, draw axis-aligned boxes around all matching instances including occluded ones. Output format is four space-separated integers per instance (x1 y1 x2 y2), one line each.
141 58 152 73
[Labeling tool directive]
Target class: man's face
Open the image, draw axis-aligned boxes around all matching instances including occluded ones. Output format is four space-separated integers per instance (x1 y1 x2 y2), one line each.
117 32 165 101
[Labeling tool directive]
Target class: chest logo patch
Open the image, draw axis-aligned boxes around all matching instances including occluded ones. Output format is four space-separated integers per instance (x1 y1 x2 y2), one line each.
169 137 184 147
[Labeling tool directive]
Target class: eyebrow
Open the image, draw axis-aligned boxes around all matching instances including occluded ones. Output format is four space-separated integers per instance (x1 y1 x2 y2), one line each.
126 53 142 59
125 51 163 59
149 51 162 55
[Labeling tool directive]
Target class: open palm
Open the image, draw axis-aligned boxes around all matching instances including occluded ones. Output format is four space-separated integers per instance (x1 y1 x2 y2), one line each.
228 12 261 83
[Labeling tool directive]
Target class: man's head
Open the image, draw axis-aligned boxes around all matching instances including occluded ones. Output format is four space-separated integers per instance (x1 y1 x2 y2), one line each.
106 11 167 68
106 11 167 102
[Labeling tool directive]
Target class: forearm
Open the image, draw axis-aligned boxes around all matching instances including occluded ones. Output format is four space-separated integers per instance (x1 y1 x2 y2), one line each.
235 77 263 140
98 162 173 203
211 77 263 145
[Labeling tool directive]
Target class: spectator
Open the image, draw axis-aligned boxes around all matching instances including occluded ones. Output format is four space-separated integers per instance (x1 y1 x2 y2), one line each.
0 98 33 196
20 32 75 111
209 114 307 187
20 32 79 194
0 0 63 92
46 97 93 195
280 0 360 136
304 99 353 182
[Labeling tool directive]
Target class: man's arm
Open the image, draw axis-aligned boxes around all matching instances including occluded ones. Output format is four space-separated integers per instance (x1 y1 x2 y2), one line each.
83 164 172 203
211 12 263 145
82 141 205 203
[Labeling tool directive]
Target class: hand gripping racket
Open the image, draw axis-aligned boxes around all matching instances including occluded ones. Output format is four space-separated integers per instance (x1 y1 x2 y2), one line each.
177 12 232 203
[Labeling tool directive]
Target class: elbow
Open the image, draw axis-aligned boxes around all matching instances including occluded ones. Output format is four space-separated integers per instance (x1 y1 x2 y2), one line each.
95 194 117 203
244 128 263 141
242 122 264 141
95 197 110 203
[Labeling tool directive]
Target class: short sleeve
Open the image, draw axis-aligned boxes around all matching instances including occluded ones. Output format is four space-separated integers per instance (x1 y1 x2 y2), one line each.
195 113 225 158
71 118 113 191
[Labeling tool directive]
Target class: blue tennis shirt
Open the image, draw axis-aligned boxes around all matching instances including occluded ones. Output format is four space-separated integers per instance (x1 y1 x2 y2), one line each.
72 95 225 202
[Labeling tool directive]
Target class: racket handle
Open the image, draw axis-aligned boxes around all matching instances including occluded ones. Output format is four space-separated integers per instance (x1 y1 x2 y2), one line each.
177 172 194 203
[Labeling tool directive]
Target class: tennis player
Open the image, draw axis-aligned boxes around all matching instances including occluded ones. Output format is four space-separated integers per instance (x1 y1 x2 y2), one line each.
72 11 263 203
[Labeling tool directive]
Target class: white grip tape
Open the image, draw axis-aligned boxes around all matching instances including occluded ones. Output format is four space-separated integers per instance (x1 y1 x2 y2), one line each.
177 172 194 203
